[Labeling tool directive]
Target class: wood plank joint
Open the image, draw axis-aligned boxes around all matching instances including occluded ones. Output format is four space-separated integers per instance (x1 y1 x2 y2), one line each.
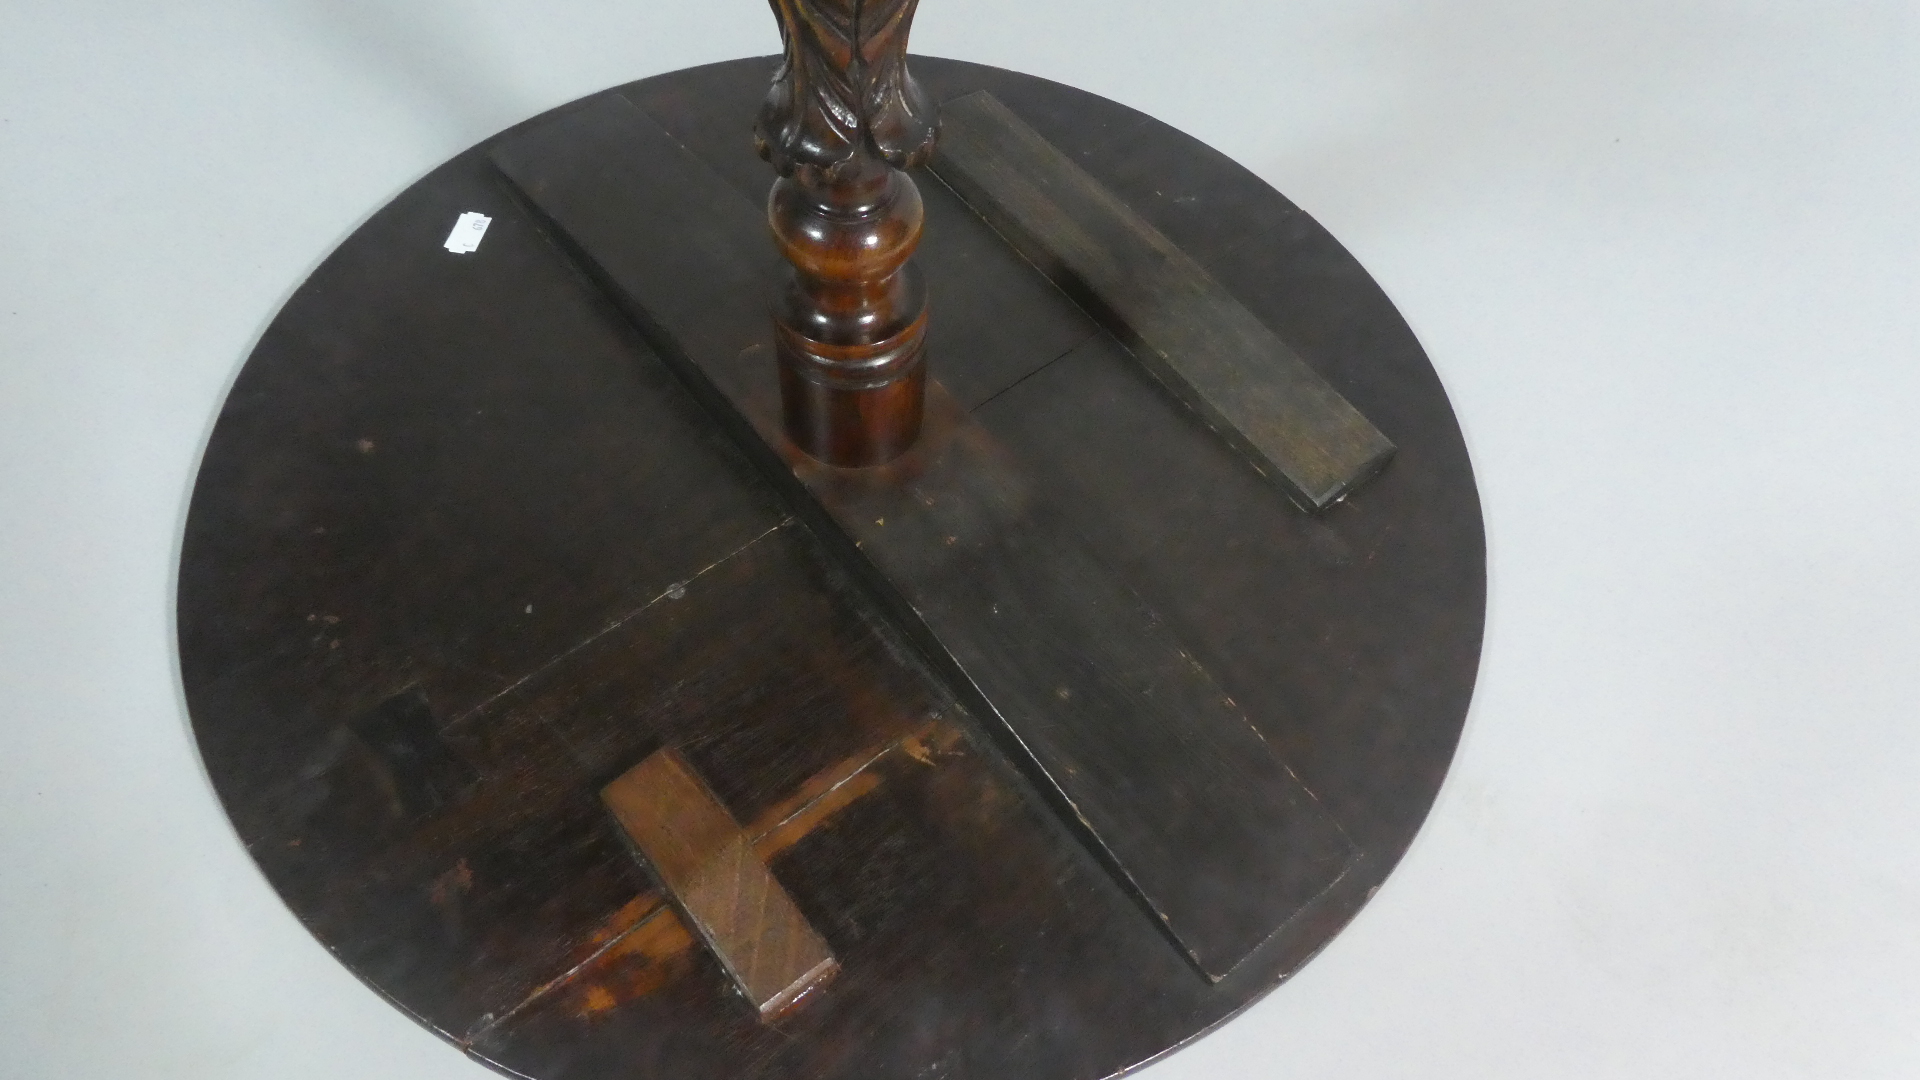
602 748 839 1020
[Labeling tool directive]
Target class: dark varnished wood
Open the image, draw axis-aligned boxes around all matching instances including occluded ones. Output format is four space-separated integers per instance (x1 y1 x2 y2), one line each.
493 93 1356 980
179 57 1484 1080
626 57 1100 413
757 0 936 465
754 1 937 178
768 157 929 466
933 91 1394 510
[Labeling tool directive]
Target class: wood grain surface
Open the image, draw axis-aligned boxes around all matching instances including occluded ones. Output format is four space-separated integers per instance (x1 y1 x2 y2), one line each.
932 91 1395 510
178 57 1484 1080
602 749 838 1019
491 92 1358 982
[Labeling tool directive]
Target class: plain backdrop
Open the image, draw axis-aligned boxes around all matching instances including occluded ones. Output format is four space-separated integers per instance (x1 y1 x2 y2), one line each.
2 2 1915 1077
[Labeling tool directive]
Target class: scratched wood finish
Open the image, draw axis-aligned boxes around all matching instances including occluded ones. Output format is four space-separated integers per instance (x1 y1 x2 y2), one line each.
179 57 1485 1080
603 749 838 1018
492 93 1357 981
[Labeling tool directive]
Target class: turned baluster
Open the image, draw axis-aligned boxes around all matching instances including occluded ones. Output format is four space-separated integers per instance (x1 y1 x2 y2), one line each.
754 0 938 467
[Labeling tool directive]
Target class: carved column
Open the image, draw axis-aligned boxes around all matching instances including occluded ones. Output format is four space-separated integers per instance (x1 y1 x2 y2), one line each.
755 0 938 467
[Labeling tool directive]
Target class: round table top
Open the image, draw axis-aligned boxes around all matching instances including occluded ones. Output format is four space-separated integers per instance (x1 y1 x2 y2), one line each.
179 56 1483 1080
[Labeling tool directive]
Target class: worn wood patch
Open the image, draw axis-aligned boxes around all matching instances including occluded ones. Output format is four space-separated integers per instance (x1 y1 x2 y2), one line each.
930 90 1395 510
490 92 1356 980
603 749 838 1019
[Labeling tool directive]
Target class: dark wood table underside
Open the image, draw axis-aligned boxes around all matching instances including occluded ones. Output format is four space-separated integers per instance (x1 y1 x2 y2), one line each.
179 57 1485 1080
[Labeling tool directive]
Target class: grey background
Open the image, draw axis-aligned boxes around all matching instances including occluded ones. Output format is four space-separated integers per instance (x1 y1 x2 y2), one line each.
2 1 1915 1077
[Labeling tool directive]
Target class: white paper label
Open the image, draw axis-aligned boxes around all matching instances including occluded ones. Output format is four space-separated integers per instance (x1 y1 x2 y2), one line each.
443 212 492 254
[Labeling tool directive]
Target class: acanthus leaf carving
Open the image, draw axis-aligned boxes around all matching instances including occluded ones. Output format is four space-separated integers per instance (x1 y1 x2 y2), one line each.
755 0 939 180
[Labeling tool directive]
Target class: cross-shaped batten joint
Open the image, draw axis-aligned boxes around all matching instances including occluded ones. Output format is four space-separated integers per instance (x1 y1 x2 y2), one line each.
601 748 840 1020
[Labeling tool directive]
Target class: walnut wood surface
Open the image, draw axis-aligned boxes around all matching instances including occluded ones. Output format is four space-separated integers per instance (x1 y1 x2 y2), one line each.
178 57 1485 1080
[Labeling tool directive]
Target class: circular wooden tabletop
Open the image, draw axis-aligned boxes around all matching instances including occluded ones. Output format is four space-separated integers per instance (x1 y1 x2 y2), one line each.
179 56 1484 1080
